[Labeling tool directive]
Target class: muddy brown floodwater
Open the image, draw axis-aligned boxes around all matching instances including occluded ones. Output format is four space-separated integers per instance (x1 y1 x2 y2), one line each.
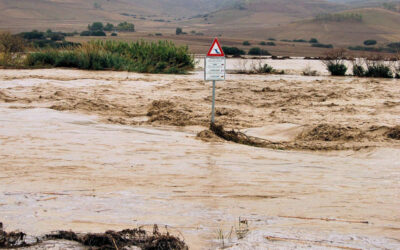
0 68 400 249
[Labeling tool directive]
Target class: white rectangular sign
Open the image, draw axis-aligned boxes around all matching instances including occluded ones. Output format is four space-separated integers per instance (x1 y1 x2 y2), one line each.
205 57 226 81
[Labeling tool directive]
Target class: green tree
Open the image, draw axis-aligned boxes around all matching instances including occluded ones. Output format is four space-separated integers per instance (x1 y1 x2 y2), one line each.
104 23 114 31
176 27 183 35
88 22 104 31
117 22 135 32
363 40 377 46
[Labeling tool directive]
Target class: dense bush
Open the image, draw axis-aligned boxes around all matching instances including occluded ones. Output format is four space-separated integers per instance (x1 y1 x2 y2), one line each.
248 47 270 56
352 58 398 78
309 38 318 43
222 46 245 56
327 63 347 76
176 27 183 35
322 49 348 76
387 42 400 49
20 30 45 40
49 33 65 41
117 22 135 32
25 40 194 74
293 39 307 43
0 32 25 66
111 33 118 36
352 65 365 77
88 22 104 31
365 64 393 78
266 42 276 46
363 40 377 46
242 41 250 46
258 64 273 73
260 41 266 45
312 43 333 48
0 32 25 53
80 30 106 36
104 23 115 31
268 38 276 41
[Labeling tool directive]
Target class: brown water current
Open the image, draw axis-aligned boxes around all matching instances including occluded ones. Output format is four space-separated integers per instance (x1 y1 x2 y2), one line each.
0 68 399 249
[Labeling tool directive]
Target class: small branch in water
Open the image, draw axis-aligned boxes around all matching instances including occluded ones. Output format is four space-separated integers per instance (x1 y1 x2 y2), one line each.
278 215 369 224
265 236 362 250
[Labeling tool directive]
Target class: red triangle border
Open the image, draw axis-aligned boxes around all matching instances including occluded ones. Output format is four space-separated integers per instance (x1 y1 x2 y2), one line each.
207 38 225 57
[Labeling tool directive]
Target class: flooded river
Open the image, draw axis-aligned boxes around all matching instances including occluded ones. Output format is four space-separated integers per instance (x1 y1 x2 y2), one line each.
1 105 399 249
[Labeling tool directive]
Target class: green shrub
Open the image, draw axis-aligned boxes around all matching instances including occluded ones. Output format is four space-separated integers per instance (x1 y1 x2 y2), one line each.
309 38 318 43
80 31 106 36
243 41 250 46
111 33 118 36
353 65 365 77
0 32 25 53
266 42 276 46
364 40 377 46
258 64 273 73
117 22 135 32
19 30 45 40
365 65 393 78
25 40 194 74
104 23 115 31
49 33 65 41
293 39 307 43
387 42 400 49
176 27 183 35
327 63 347 76
155 33 163 36
248 47 270 55
80 31 91 36
260 41 266 45
268 38 276 41
88 22 104 31
222 46 245 56
312 43 333 48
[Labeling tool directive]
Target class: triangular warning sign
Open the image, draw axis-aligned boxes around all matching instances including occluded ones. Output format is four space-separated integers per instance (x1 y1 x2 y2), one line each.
207 38 225 57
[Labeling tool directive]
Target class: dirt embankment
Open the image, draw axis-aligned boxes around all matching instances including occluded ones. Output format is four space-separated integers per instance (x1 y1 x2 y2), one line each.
0 71 399 150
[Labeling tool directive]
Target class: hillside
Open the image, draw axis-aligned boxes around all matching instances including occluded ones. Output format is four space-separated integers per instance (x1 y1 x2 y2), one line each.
183 0 346 38
0 0 238 32
0 0 346 33
1 0 400 51
260 7 400 46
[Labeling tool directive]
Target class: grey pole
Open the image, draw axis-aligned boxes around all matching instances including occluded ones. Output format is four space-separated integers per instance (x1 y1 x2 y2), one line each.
211 80 216 124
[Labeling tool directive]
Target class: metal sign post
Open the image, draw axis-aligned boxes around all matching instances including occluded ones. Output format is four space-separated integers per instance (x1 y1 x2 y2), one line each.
211 80 216 123
205 38 225 125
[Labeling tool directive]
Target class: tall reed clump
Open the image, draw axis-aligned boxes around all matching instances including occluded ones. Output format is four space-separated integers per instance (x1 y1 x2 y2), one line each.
25 40 194 73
